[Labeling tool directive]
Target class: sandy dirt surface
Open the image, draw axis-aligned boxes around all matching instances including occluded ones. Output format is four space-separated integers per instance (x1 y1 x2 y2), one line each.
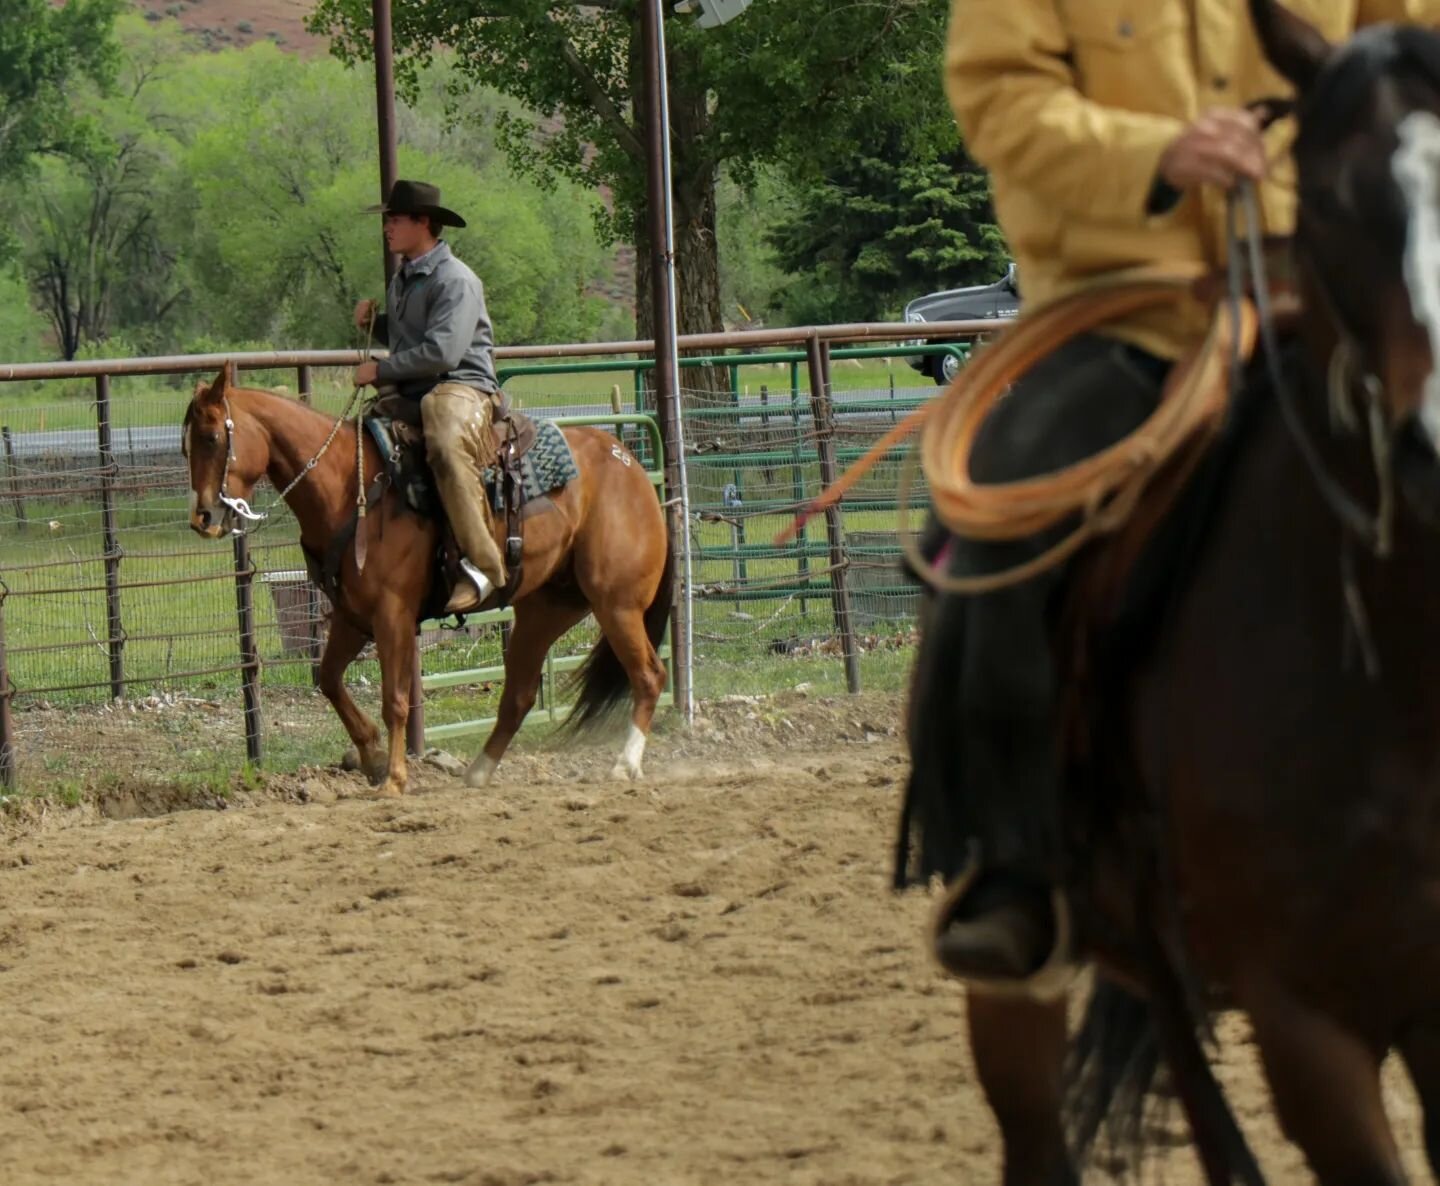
0 693 1430 1184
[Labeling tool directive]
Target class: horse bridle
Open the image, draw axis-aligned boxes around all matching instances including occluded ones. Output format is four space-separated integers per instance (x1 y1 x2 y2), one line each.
209 389 360 536
214 395 268 528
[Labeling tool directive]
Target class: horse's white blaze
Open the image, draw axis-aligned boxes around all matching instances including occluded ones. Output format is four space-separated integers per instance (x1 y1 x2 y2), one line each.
1393 109 1440 449
613 723 647 780
464 751 497 788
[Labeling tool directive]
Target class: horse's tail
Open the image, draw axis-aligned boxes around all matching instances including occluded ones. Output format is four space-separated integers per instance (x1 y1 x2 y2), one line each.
1067 974 1263 1184
1065 980 1162 1175
564 532 675 732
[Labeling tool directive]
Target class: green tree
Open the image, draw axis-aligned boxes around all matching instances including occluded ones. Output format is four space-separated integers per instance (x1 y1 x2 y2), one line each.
0 263 49 361
715 169 789 331
768 143 1007 325
0 0 122 179
2 20 612 358
307 0 953 374
180 46 609 348
9 16 192 358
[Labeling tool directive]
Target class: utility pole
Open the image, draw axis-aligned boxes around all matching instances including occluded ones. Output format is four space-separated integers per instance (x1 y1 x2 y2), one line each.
639 0 694 722
373 0 424 754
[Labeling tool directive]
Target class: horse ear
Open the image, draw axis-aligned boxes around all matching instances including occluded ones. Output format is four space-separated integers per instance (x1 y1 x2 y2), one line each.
197 365 228 405
1250 0 1332 93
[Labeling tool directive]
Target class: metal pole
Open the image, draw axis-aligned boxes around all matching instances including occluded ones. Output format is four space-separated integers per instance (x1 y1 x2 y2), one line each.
296 360 325 685
232 532 263 765
805 336 861 694
610 382 627 452
373 0 399 286
641 0 695 722
372 0 423 753
1 426 26 534
0 580 14 790
790 367 809 615
95 375 125 700
307 581 323 687
759 383 775 485
406 646 425 757
729 376 746 583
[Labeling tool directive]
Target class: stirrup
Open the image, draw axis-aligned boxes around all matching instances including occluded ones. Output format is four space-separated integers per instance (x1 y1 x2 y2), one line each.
443 559 493 615
927 851 1080 1002
457 557 496 600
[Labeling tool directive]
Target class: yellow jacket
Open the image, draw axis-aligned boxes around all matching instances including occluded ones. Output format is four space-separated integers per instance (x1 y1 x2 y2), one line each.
946 0 1440 359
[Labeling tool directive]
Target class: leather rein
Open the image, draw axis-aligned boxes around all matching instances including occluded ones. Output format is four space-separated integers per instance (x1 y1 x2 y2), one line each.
1229 181 1395 561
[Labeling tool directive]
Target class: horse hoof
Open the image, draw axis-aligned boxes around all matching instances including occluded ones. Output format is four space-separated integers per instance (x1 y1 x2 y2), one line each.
341 747 387 783
609 762 642 782
463 753 498 789
373 778 404 798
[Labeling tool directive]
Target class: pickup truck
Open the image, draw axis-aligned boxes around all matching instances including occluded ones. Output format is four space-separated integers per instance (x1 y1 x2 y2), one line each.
903 262 1018 383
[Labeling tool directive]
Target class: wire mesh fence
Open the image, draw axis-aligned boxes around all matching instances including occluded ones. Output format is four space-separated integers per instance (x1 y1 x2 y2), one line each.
0 343 942 794
678 363 926 702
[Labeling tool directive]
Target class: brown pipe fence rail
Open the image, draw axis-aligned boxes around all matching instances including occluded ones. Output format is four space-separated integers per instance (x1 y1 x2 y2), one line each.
0 322 996 792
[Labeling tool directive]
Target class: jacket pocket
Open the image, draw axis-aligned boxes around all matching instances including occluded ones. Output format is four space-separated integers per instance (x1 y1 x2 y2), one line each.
1058 1 1188 109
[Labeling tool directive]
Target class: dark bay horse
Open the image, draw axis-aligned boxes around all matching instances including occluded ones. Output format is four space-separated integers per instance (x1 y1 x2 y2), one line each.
904 2 1440 1182
182 369 671 797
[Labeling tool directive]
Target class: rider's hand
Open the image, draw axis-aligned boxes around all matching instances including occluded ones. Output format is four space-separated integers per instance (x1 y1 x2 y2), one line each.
354 299 378 331
1158 109 1267 191
354 361 380 387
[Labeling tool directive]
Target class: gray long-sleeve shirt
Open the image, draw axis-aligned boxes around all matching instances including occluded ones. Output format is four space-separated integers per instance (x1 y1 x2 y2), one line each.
374 240 499 399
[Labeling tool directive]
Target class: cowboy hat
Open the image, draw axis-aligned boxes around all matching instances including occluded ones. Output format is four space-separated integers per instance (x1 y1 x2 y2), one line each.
364 179 467 228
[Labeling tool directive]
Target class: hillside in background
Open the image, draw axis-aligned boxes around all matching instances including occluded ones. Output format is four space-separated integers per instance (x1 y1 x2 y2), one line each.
124 1 641 323
131 0 325 53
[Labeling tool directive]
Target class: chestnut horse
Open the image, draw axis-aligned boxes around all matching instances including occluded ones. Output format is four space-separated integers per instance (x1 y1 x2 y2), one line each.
902 2 1440 1183
182 366 671 797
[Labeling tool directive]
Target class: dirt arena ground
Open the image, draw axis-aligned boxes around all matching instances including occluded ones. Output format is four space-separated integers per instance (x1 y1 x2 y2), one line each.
0 692 1430 1184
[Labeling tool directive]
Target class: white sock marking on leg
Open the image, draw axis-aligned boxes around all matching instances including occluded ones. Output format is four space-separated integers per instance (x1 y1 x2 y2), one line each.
619 723 647 778
464 752 498 788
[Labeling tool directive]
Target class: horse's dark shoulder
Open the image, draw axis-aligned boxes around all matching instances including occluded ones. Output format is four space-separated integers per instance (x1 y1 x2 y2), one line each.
1074 352 1280 697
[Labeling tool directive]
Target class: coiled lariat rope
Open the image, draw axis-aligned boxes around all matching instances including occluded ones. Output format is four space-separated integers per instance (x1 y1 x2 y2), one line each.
777 265 1258 595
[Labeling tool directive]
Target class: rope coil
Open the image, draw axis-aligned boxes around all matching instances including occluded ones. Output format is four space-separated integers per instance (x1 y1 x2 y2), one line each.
778 266 1258 595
